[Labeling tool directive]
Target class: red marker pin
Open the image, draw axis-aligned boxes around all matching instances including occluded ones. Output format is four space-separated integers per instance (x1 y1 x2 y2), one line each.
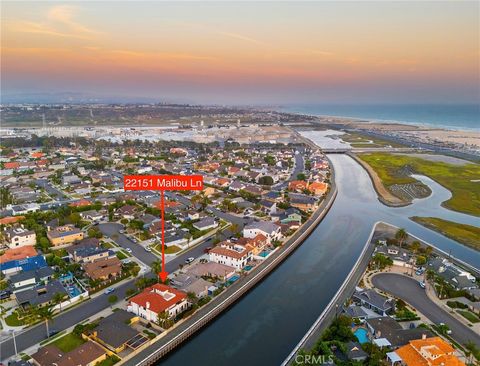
124 175 204 282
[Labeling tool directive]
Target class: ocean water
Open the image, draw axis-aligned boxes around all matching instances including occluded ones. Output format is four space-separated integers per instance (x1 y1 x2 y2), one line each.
282 104 480 131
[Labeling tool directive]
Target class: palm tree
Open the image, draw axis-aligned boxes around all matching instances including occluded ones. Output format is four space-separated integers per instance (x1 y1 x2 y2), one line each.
187 291 198 305
151 260 162 282
52 292 66 313
465 341 478 364
395 228 408 248
36 306 54 338
410 241 421 276
410 240 421 253
424 245 433 258
185 233 192 248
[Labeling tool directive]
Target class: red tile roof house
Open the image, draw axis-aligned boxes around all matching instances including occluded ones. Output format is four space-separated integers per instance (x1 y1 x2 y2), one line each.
288 180 308 192
128 284 189 323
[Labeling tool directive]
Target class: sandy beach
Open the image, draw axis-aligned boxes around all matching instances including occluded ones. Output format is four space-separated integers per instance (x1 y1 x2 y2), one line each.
313 116 480 149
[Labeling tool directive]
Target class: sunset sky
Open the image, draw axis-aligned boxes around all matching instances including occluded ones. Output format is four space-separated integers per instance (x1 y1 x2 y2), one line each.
2 1 479 104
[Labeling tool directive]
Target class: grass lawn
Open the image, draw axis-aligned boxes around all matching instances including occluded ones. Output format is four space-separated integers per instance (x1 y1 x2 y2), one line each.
5 312 25 326
165 245 181 254
411 217 480 251
358 153 480 216
95 355 120 366
52 332 86 352
52 248 68 257
116 251 128 260
457 310 480 323
102 241 115 249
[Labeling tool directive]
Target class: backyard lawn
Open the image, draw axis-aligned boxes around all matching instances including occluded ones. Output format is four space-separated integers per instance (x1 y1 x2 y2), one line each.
95 355 120 366
411 217 480 251
52 332 86 352
358 153 480 216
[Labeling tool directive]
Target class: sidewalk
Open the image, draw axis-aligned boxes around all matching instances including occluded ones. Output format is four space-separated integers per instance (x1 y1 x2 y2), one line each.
367 265 480 334
425 281 480 334
7 301 126 363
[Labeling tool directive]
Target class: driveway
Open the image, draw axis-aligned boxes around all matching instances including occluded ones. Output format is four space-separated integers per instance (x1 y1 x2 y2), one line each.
371 273 480 347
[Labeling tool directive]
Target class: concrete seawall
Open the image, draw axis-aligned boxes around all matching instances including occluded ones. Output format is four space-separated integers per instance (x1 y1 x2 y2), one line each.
124 157 339 366
281 221 378 365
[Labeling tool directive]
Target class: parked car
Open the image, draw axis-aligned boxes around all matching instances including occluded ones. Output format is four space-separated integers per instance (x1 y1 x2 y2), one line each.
204 246 212 253
0 290 11 300
104 287 115 295
145 246 152 252
185 257 195 264
48 329 59 338
419 281 426 289
125 248 133 253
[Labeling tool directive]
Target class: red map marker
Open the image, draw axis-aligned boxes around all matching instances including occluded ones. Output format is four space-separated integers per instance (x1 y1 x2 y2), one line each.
124 175 204 283
159 190 168 282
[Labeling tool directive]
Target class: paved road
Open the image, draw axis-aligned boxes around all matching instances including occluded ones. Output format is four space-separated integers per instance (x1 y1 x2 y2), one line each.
372 273 480 347
273 150 304 190
0 223 230 362
208 206 254 229
98 223 158 266
0 277 136 362
35 179 67 200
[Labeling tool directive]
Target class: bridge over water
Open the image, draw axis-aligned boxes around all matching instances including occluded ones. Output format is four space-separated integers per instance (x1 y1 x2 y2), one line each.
322 147 420 154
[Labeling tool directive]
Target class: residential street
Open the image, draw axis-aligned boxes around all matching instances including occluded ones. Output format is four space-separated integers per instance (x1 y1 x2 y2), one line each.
273 150 304 190
0 222 231 362
371 273 480 347
98 223 157 266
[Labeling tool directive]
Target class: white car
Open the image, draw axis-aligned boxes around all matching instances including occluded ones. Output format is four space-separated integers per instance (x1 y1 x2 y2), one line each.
104 288 115 295
185 257 195 264
125 248 133 254
145 246 152 252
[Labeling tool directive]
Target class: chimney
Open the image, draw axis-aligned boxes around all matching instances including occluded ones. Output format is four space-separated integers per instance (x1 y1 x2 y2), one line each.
146 301 150 309
422 333 427 340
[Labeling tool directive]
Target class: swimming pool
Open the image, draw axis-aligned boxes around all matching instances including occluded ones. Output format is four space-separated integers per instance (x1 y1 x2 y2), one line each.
258 250 270 258
243 265 253 271
354 328 369 344
227 275 240 284
66 285 82 298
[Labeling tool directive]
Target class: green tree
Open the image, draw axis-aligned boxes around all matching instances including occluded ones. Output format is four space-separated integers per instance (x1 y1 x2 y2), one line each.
371 253 393 270
187 291 198 305
36 306 54 338
52 292 66 312
87 227 103 239
416 255 427 266
151 260 163 282
395 228 408 248
465 341 479 364
108 295 118 308
157 311 173 329
410 240 421 253
258 176 274 185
